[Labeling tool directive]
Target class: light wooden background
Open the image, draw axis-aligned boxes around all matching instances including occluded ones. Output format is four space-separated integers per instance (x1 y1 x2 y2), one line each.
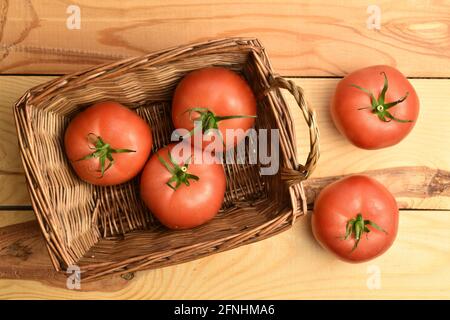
0 0 449 299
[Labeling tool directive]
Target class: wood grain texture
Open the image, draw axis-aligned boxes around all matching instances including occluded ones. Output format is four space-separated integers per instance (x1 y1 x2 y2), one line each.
304 166 450 208
1 0 450 76
0 76 449 209
0 210 448 299
289 78 450 209
0 216 131 291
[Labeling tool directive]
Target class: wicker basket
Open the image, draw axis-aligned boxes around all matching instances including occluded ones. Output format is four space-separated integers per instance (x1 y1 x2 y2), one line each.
14 38 319 281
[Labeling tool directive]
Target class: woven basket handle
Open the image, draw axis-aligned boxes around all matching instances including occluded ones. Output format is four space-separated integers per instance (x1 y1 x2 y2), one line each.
268 76 320 182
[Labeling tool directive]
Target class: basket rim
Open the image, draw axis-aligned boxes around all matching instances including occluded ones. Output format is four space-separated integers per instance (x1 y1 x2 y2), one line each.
15 37 269 107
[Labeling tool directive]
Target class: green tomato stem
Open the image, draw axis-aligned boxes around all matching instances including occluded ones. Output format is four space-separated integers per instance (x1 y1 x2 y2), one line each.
351 72 413 123
344 213 387 252
157 150 199 191
182 107 256 138
76 133 135 177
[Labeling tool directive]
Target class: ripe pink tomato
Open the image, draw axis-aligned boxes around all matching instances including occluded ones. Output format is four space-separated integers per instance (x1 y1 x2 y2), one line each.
331 65 419 149
312 175 399 263
140 143 226 229
172 67 257 150
65 101 152 186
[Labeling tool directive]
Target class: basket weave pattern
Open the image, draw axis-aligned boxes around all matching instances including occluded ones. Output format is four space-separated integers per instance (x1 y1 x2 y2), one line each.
14 38 319 280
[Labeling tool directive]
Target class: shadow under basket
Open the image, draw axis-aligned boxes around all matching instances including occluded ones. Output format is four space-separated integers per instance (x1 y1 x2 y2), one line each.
14 38 319 281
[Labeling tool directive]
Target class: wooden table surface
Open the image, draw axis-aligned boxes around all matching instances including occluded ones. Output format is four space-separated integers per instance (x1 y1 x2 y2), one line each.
0 1 449 299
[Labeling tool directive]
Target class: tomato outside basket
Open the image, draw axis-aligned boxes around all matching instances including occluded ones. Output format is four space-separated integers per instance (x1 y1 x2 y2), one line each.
13 38 319 281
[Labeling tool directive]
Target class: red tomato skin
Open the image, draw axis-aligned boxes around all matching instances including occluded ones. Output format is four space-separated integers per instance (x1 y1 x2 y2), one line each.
172 67 257 150
140 143 226 229
312 175 399 263
331 65 419 149
64 101 152 186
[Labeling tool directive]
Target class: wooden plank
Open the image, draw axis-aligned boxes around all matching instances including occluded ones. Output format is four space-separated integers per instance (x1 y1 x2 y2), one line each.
0 215 131 292
304 166 450 208
289 78 450 209
0 210 448 298
1 1 450 76
0 76 53 206
0 76 449 208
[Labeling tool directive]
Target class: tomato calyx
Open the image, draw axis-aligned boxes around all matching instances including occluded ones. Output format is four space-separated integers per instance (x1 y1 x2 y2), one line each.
351 72 413 123
76 133 136 177
157 150 199 191
183 107 256 137
344 213 387 251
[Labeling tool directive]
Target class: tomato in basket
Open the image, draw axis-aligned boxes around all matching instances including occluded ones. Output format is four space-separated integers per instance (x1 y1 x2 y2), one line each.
312 175 399 263
172 67 257 150
331 65 419 149
64 101 152 186
140 143 226 229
